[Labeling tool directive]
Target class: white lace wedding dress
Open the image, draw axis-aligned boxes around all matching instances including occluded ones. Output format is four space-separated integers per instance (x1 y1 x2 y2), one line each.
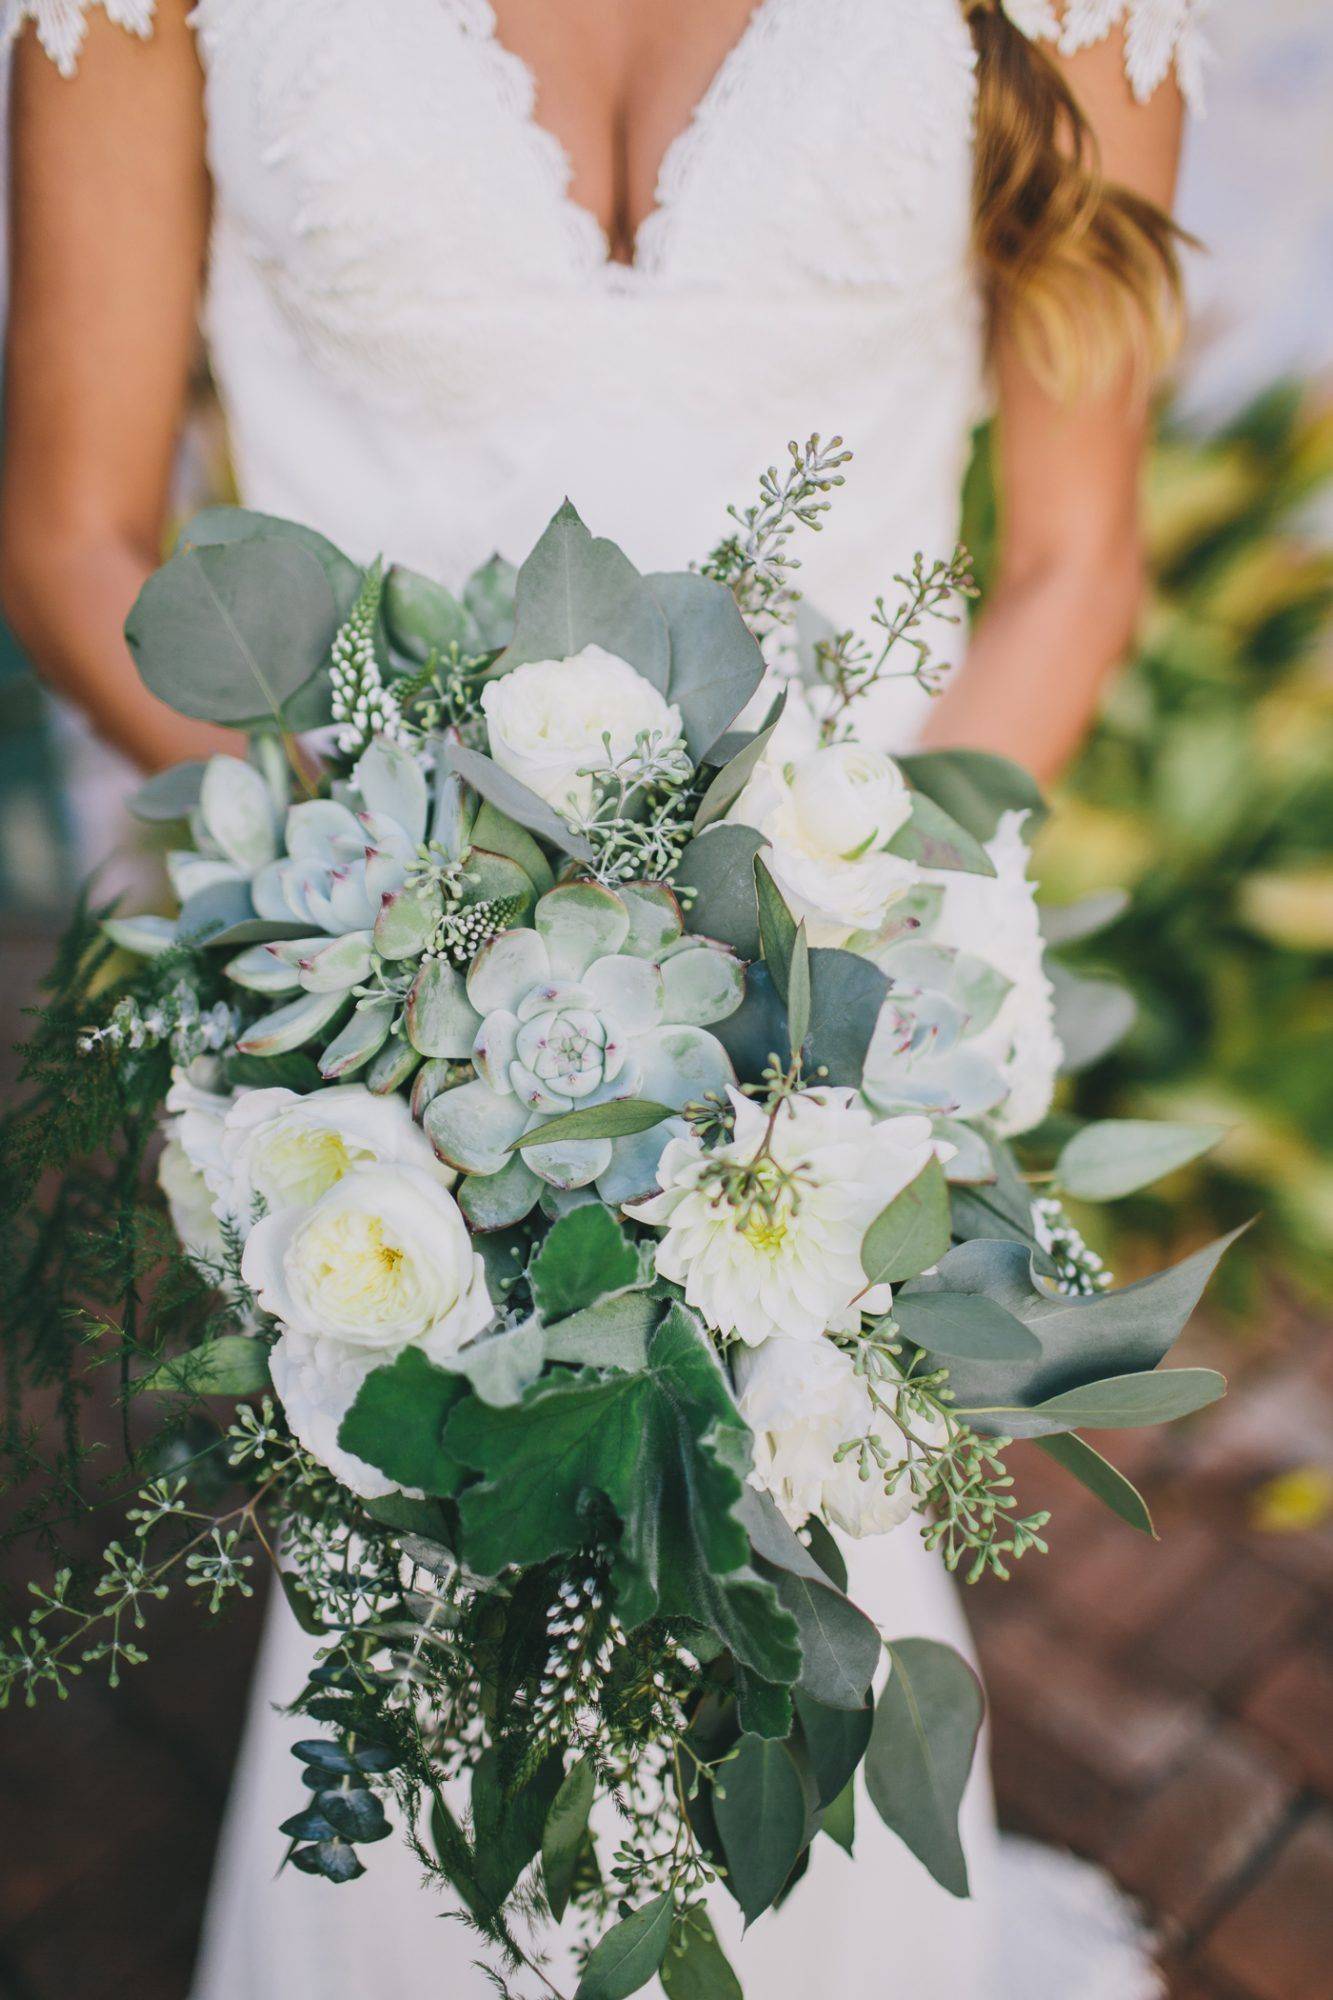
9 2 1207 1994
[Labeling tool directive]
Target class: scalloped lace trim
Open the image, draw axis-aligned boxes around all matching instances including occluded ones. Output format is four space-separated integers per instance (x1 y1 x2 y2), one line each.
1000 0 1210 112
2 0 156 76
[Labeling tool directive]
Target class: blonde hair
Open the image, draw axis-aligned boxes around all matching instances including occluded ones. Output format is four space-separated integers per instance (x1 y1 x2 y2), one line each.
963 0 1188 396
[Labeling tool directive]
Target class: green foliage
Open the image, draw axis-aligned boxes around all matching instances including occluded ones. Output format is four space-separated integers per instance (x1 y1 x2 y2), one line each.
860 1156 951 1287
865 1639 984 1897
529 1208 643 1321
576 1892 674 1999
712 1733 806 1923
965 388 1333 1303
337 1348 470 1493
448 1305 802 1686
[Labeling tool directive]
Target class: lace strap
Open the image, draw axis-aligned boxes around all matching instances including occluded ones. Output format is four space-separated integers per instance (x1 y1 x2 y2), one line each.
3 0 157 77
1000 0 1210 112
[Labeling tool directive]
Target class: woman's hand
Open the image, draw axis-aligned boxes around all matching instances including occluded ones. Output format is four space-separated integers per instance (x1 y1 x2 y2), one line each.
0 0 231 771
921 23 1185 785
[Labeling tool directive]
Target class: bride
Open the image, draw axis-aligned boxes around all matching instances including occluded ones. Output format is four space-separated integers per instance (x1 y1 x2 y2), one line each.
0 3 1202 1994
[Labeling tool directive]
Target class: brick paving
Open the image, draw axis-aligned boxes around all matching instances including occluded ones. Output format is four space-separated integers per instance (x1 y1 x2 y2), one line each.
2 917 1332 2000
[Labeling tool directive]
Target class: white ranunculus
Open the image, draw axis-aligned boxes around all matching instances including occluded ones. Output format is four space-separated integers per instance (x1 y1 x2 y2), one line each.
480 644 684 817
212 1083 452 1230
734 1336 920 1538
730 734 918 946
626 1087 945 1346
158 1137 225 1261
927 809 1062 1136
244 1161 494 1495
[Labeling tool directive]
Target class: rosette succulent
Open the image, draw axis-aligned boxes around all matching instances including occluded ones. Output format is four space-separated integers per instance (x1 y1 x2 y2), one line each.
423 880 742 1225
224 738 543 1083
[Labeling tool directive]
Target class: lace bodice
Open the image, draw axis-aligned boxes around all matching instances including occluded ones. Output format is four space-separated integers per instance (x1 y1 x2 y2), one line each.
6 0 1208 749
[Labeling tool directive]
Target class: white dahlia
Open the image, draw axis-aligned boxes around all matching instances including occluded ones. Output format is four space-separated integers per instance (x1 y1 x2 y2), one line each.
734 1335 920 1539
626 1087 942 1346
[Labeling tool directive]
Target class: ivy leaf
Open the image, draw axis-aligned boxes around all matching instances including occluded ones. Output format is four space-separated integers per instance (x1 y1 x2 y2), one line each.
865 1638 984 1897
337 1348 470 1493
542 1291 661 1372
447 1305 802 1686
576 1892 675 2000
137 1334 270 1398
530 1206 643 1320
712 1734 806 1924
542 1756 596 1922
861 1156 951 1288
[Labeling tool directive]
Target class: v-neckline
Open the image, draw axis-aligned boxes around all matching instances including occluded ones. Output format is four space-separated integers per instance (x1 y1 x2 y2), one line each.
466 0 786 280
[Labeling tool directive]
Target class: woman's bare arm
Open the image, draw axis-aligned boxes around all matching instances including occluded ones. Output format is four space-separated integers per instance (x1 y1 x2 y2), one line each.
921 27 1185 783
0 0 236 771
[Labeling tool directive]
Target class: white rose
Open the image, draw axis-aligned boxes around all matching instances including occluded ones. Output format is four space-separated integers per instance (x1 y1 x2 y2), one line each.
158 1137 224 1261
626 1087 947 1346
212 1083 452 1231
926 809 1061 1136
244 1162 494 1495
730 737 918 946
735 1335 920 1539
480 644 684 816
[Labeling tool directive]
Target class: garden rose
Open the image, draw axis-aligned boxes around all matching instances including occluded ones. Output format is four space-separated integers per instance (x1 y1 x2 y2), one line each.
627 1087 945 1345
480 644 684 816
244 1162 494 1495
212 1083 452 1229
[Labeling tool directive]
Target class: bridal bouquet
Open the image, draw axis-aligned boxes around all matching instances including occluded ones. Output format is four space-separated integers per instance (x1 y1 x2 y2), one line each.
2 442 1235 1997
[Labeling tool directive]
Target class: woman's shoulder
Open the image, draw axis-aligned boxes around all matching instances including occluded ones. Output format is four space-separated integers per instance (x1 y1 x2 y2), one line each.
999 0 1211 111
3 0 159 78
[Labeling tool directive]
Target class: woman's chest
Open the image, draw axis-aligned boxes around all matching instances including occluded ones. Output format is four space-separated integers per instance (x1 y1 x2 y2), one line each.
193 0 979 299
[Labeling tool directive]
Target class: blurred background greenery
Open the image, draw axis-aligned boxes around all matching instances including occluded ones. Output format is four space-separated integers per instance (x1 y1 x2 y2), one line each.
965 383 1333 1312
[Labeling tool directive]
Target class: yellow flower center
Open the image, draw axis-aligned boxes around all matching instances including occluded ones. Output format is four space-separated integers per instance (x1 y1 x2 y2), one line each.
261 1127 370 1209
298 1211 421 1329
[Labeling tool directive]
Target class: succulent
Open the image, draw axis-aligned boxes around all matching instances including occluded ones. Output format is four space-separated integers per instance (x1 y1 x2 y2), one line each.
861 939 1011 1177
423 880 742 1226
229 738 540 1081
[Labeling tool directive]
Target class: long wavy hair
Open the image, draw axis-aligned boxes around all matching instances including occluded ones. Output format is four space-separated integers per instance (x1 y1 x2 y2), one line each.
963 1 1188 394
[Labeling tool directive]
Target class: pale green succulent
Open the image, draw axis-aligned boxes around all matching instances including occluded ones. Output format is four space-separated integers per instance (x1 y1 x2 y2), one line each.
228 737 538 1081
423 880 742 1226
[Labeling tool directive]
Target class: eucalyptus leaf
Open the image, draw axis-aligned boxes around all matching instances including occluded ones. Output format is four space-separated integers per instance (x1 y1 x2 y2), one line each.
1055 1119 1225 1201
861 1156 951 1288
382 564 472 661
661 1908 743 2000
693 692 788 831
1047 961 1137 1074
754 856 798 999
737 1489 879 1712
1035 1432 1156 1537
127 539 338 725
178 505 362 621
963 1366 1227 1437
885 791 996 877
865 1638 984 1897
793 1690 874 1811
509 1099 675 1151
890 1291 1040 1362
575 1893 674 2000
442 741 595 863
542 1756 596 1922
1037 888 1130 947
897 749 1047 842
648 568 766 758
712 1735 806 1925
503 500 670 691
675 826 767 959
